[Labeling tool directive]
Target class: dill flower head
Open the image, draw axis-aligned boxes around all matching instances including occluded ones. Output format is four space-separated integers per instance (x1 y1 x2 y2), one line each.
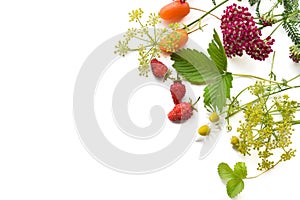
235 82 297 171
220 3 275 61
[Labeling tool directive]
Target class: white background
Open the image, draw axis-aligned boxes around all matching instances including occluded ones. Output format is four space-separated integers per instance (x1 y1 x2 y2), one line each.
1 0 300 199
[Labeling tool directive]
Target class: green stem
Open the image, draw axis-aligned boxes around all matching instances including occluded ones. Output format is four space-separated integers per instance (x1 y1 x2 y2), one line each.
256 0 261 17
133 36 152 43
246 160 282 179
186 0 229 28
190 7 221 20
292 120 300 125
226 85 300 119
137 18 154 43
287 74 300 83
188 24 208 34
232 73 282 85
128 45 153 51
225 85 251 123
269 21 283 37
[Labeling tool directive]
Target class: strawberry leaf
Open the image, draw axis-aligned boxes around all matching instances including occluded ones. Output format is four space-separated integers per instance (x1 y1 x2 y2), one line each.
171 49 221 85
234 162 247 179
218 163 236 180
203 72 233 112
226 178 244 198
207 29 228 73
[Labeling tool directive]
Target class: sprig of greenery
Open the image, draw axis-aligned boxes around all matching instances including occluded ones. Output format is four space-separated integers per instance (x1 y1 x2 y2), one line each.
282 0 300 45
218 162 247 198
171 48 219 85
171 30 232 112
232 82 298 170
246 0 300 53
204 30 231 112
115 8 182 77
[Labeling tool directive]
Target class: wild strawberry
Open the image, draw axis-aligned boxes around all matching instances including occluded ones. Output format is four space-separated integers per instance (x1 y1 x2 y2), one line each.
150 58 168 78
170 81 186 104
168 102 193 122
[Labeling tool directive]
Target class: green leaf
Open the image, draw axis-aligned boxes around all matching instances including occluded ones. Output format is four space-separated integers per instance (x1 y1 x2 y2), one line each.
282 0 300 45
234 162 247 179
207 29 228 73
171 49 221 85
249 0 260 6
226 178 244 198
203 72 233 112
283 0 299 13
218 163 236 180
283 20 300 45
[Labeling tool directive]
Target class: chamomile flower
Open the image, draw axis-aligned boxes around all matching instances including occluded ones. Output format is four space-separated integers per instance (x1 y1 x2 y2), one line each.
196 110 226 159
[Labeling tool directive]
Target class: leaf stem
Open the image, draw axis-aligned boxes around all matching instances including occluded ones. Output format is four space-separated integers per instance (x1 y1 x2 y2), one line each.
186 0 229 28
137 18 154 43
246 160 282 179
292 120 300 125
190 7 221 20
269 21 283 37
188 24 208 34
232 73 282 84
226 85 300 119
287 74 300 82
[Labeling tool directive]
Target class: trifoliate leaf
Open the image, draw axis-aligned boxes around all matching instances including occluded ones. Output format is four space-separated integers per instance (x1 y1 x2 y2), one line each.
226 178 244 198
203 72 233 112
171 49 221 85
218 163 236 180
207 29 228 73
234 162 247 179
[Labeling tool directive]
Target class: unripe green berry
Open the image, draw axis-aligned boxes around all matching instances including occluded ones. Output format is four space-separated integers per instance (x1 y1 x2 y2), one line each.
198 125 210 136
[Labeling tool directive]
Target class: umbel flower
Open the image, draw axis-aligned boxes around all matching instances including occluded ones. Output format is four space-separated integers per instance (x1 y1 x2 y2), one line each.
221 4 275 61
289 45 300 63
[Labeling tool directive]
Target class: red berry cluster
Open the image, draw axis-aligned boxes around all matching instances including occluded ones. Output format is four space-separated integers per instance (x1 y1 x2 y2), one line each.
220 3 275 61
150 58 194 122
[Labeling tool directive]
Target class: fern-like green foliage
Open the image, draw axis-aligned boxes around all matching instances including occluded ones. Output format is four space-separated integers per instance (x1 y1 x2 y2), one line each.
282 0 300 45
283 21 300 45
283 0 298 12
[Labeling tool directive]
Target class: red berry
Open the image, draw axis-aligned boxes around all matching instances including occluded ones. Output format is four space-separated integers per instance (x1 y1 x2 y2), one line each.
170 81 186 104
168 102 193 122
150 58 168 78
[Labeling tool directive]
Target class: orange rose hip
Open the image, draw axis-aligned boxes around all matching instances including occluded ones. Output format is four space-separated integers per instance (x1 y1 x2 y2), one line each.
159 0 190 22
159 29 189 53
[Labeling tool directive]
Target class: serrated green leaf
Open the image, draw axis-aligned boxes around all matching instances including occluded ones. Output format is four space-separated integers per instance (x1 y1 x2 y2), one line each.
203 73 233 112
226 178 244 198
218 163 236 180
171 49 221 85
233 162 247 179
207 29 227 73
